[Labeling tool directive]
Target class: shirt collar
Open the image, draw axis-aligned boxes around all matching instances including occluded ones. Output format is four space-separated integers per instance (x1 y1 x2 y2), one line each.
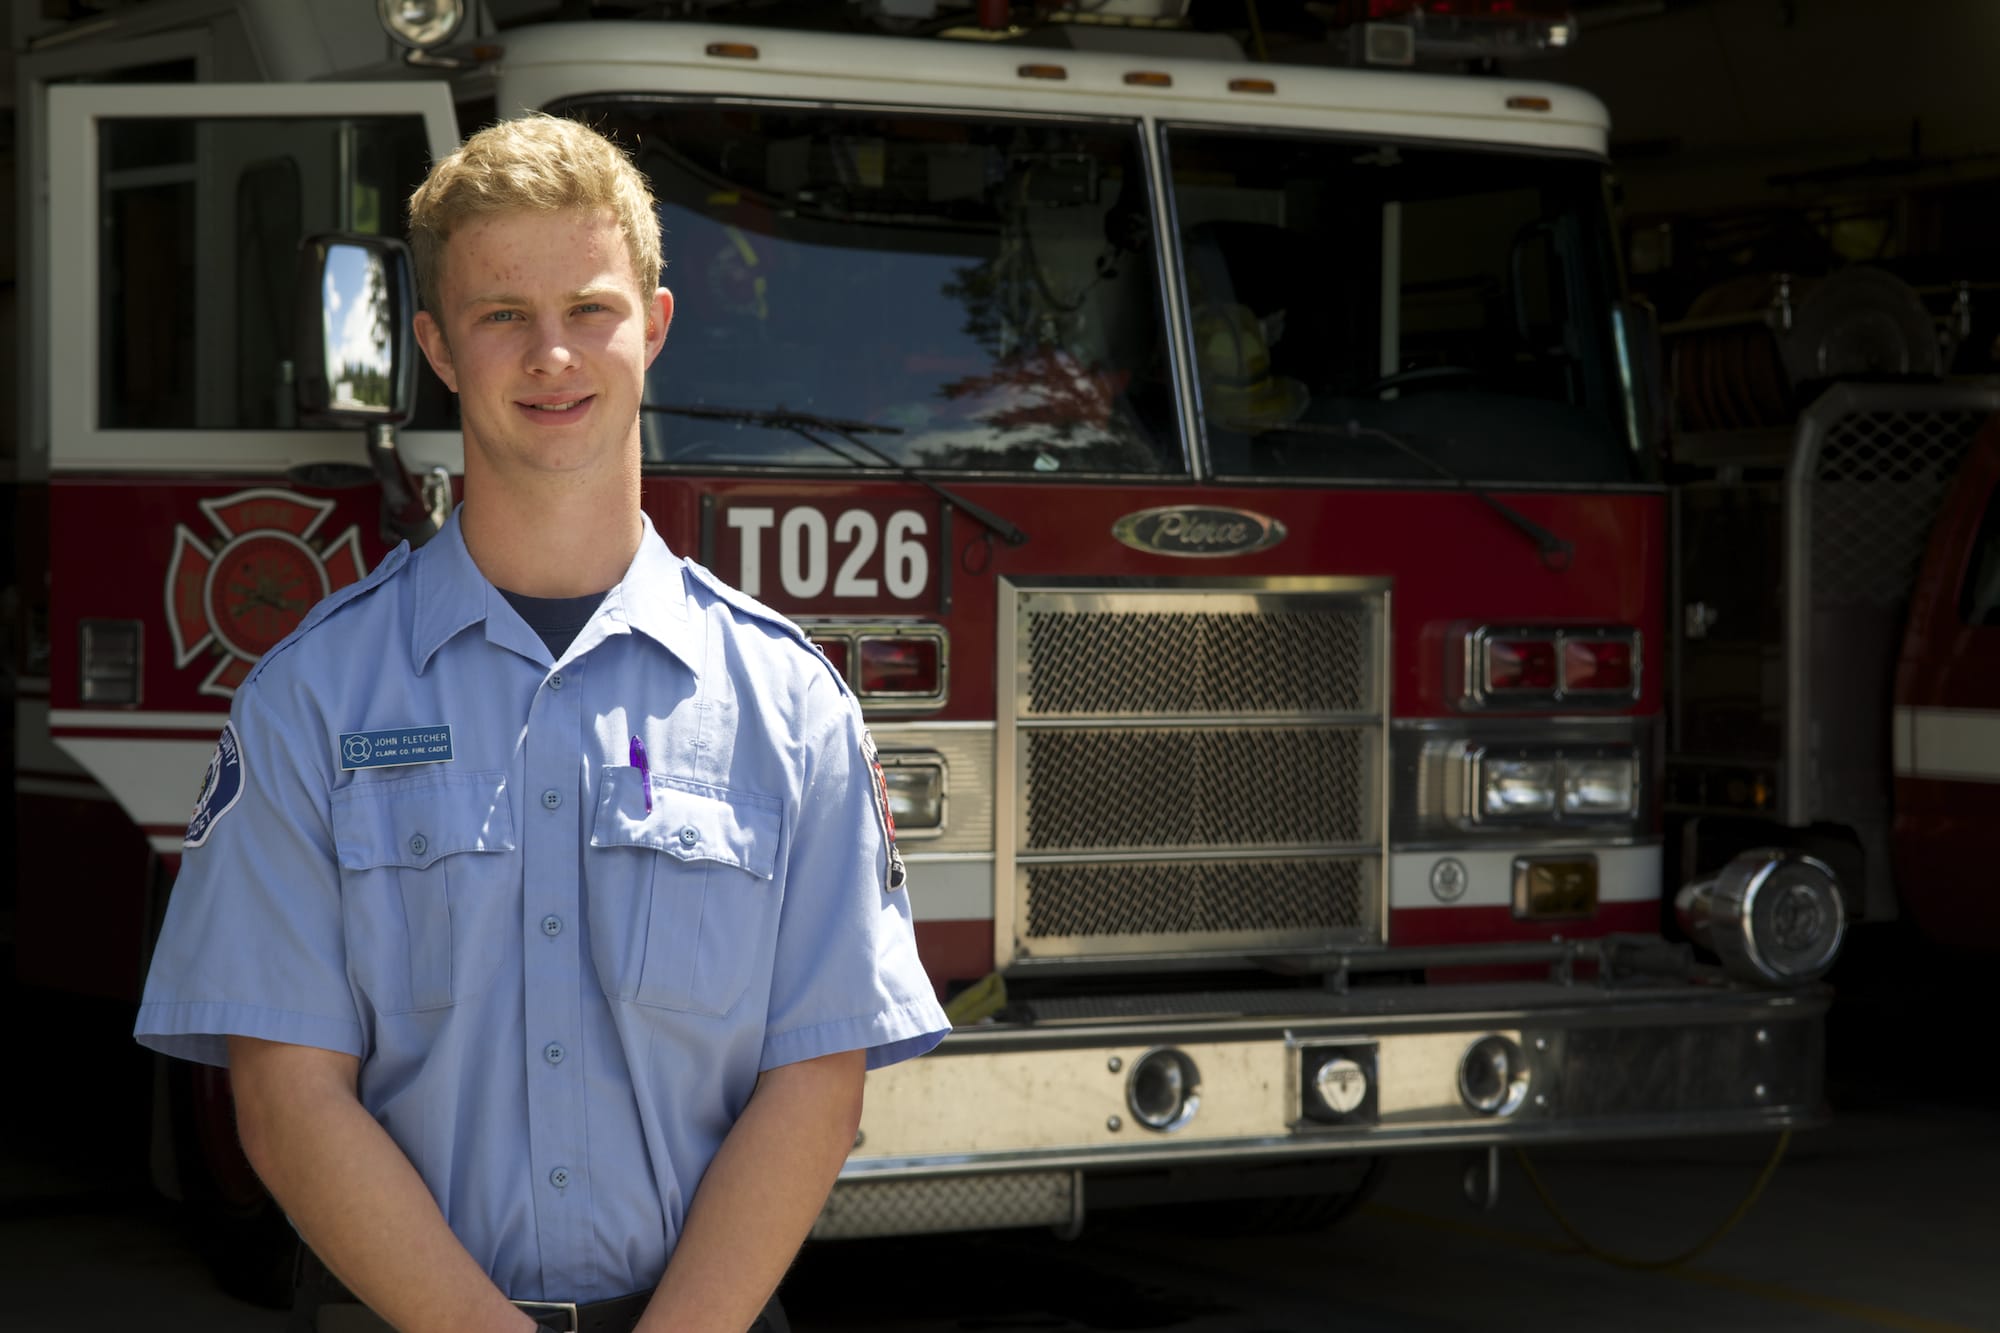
410 509 699 677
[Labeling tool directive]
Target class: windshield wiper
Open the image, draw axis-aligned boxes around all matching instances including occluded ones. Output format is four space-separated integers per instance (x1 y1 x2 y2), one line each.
642 403 1028 547
1247 417 1574 570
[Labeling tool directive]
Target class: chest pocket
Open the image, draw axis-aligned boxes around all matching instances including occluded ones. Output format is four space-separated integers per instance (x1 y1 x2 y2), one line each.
588 767 782 1016
330 771 517 1014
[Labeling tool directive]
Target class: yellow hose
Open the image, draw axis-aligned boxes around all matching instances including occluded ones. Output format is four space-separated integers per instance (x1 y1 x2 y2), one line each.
1512 1131 1791 1272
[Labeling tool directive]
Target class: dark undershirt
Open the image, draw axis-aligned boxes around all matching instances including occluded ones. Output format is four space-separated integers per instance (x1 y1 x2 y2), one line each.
499 588 611 660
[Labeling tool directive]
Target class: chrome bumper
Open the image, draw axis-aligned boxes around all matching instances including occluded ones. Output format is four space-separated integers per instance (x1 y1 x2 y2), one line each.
846 981 1827 1178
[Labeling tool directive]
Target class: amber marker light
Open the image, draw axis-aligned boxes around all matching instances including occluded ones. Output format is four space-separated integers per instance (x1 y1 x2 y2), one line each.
1124 71 1172 87
1018 63 1068 80
705 42 759 59
1229 77 1277 94
1506 95 1553 112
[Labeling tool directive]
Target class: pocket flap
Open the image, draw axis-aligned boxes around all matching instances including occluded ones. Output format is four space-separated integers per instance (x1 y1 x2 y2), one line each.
591 768 781 880
331 770 517 871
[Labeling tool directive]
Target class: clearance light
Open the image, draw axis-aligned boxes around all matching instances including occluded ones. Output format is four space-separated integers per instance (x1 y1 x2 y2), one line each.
1228 77 1277 94
705 42 760 59
1507 95 1553 112
811 635 850 680
859 635 942 698
1465 626 1640 708
1124 71 1173 87
1018 63 1068 80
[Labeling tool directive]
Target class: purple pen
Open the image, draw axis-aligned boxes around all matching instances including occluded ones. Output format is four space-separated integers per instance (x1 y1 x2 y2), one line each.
630 735 652 813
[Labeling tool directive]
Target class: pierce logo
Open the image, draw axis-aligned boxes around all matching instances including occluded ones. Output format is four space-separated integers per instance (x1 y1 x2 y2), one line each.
166 489 366 698
1110 505 1287 558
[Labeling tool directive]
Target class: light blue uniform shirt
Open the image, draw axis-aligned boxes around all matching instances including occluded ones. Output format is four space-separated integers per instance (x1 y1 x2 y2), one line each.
136 510 949 1302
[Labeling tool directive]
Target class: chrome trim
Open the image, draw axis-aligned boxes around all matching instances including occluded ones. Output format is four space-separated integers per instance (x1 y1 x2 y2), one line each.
1457 623 1643 711
861 724 993 855
844 985 1828 1176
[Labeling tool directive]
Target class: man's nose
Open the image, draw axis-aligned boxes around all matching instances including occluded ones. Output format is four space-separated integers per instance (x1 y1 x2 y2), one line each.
525 318 575 374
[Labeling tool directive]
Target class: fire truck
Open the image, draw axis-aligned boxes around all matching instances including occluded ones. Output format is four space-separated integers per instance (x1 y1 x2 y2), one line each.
10 0 1845 1296
1664 267 2000 953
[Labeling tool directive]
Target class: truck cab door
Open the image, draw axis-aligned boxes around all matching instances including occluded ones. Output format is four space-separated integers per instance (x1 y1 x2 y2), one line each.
1892 415 2000 948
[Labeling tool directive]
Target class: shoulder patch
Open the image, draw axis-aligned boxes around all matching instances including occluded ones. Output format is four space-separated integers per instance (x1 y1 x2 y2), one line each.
184 722 246 849
861 728 908 893
681 559 850 693
239 541 412 692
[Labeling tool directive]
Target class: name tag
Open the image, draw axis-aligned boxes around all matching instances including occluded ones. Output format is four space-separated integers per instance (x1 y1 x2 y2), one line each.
338 725 455 770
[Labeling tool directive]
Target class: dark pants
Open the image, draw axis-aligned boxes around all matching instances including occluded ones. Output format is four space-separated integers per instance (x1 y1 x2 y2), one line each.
292 1248 789 1333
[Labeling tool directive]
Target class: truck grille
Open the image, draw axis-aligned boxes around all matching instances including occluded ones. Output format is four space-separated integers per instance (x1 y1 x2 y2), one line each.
1001 582 1386 967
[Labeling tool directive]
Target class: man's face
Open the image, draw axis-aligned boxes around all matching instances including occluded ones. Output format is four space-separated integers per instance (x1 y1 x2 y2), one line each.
414 206 671 487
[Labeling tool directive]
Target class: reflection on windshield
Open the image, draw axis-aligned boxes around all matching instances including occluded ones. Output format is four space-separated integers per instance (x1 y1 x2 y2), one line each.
1168 131 1640 484
569 101 1180 476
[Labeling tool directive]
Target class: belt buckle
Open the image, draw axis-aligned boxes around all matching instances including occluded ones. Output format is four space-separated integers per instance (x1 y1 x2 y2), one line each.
513 1299 581 1332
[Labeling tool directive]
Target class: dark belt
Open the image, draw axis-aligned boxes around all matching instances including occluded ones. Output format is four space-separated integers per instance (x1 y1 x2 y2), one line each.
294 1249 788 1333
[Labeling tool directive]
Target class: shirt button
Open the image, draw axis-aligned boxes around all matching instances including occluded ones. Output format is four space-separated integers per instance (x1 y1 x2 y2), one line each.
549 672 564 690
549 1167 570 1189
541 915 563 938
542 788 562 811
409 833 428 858
544 1042 565 1065
678 826 700 848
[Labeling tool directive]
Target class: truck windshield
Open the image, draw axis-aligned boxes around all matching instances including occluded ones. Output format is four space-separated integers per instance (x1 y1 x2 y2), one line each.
1166 127 1641 485
567 100 1182 477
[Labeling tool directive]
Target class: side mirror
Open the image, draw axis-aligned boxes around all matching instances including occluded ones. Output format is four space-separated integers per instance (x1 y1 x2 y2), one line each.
295 234 417 426
1612 296 1667 458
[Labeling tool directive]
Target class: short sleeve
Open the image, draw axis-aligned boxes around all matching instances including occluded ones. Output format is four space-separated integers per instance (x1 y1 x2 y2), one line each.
759 681 950 1073
134 674 363 1068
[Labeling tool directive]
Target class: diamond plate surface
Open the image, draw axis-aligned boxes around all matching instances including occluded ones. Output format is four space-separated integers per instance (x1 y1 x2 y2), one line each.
1023 727 1369 851
1025 608 1370 715
812 1172 1075 1240
1024 858 1369 937
1811 409 1985 606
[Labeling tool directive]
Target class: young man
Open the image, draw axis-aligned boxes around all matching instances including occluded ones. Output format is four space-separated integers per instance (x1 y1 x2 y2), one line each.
136 115 951 1333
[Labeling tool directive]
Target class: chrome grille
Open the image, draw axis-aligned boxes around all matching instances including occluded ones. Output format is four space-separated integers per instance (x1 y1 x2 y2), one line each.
1002 582 1386 966
1025 859 1368 938
1023 727 1370 851
1026 608 1371 715
1811 407 1985 606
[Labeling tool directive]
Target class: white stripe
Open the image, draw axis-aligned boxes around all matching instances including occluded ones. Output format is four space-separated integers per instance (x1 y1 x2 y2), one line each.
50 709 225 731
17 697 86 778
1389 844 1660 910
1893 706 2000 782
901 856 993 922
53 738 214 826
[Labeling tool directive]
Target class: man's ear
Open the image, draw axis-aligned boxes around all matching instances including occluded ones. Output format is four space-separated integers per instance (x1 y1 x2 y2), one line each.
644 288 674 368
413 310 457 394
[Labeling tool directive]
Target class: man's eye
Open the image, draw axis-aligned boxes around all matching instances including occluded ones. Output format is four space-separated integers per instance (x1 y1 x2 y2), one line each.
484 310 519 323
575 303 607 315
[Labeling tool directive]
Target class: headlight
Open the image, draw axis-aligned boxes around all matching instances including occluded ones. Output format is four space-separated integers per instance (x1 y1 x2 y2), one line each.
378 0 463 50
877 753 945 836
1481 757 1557 817
1561 757 1637 815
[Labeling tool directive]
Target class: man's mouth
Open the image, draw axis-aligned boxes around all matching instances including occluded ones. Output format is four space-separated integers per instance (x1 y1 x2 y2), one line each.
517 395 595 416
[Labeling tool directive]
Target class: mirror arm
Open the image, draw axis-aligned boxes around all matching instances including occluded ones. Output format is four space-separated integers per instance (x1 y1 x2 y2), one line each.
368 423 445 547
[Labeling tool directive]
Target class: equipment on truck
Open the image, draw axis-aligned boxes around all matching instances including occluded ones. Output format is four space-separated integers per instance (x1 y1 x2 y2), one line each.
11 0 1838 1300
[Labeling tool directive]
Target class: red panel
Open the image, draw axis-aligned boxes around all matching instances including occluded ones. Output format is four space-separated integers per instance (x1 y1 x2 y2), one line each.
1392 898 1659 947
912 918 994 999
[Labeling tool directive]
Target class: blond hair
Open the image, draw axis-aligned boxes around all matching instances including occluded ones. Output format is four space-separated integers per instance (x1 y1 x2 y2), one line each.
407 113 661 316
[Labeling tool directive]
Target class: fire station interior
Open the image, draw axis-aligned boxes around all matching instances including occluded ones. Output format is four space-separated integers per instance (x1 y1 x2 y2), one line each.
3 1 1998 1329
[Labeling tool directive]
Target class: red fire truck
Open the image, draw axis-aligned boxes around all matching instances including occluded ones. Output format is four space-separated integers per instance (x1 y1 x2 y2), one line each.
10 0 1844 1292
